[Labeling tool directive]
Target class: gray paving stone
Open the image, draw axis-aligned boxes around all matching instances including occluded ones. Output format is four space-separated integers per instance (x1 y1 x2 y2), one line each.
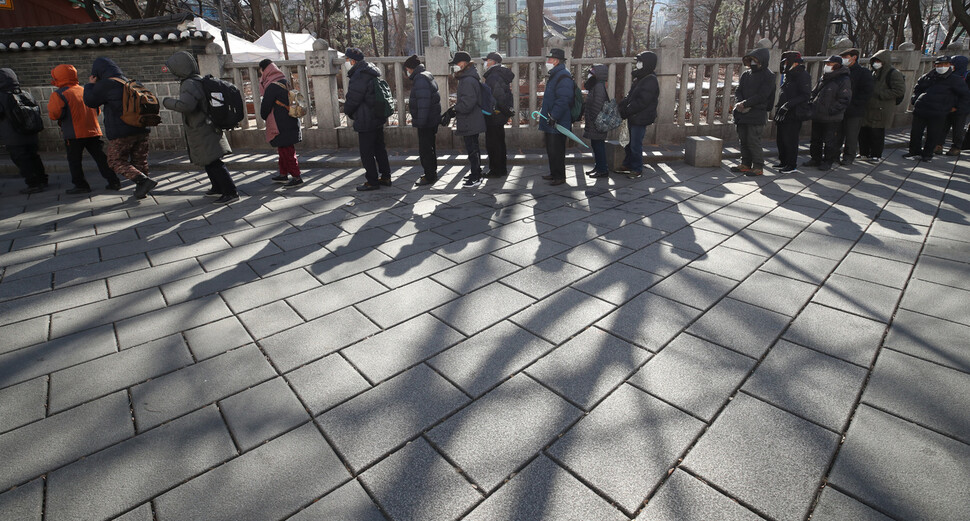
834 251 913 289
596 291 703 352
811 273 902 323
786 230 856 260
427 374 582 492
682 393 840 521
922 234 970 264
828 404 970 521
238 300 306 340
53 253 151 289
527 328 649 411
0 243 55 269
571 262 662 305
45 405 236 521
659 226 730 255
270 223 344 251
430 254 521 295
261 306 379 372
0 479 42 521
534 205 593 226
245 243 334 279
555 237 634 272
357 278 458 328
649 266 737 310
0 279 107 327
344 314 465 383
159 263 260 304
598 221 667 250
0 391 133 491
50 287 166 339
147 236 231 266
0 376 46 435
462 454 627 521
912 254 970 292
485 219 556 244
221 220 296 247
220 268 321 313
638 470 763 521
620 242 700 276
548 384 704 513
0 272 51 304
112 504 154 521
810 487 894 521
106 258 205 297
317 364 468 473
3 247 101 281
885 309 970 372
375 230 454 260
743 340 868 431
431 282 534 336
687 298 790 359
0 324 117 388
429 320 553 398
783 303 886 366
510 287 615 344
131 344 276 431
498 257 592 299
99 233 184 261
197 239 284 272
899 278 970 326
287 272 387 320
760 248 840 284
809 216 867 240
0 316 49 355
639 210 693 232
288 480 385 521
538 220 601 248
851 232 922 264
490 235 574 267
286 354 371 415
366 250 456 289
304 247 394 284
218 377 310 452
116 294 233 348
728 269 818 317
183 316 253 360
690 211 753 236
432 232 511 263
359 437 482 521
718 228 790 257
687 245 767 281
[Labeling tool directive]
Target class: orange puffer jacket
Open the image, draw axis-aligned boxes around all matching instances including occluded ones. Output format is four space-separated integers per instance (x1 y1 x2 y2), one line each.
48 64 102 139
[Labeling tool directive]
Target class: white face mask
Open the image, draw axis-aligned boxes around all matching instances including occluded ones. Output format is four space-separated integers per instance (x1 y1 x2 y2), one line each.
452 64 462 74
636 62 643 70
343 60 353 72
937 66 950 75
823 65 834 74
545 62 555 72
871 62 882 70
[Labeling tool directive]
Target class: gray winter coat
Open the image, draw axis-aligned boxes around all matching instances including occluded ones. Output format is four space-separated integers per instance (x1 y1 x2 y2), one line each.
733 48 776 125
162 51 231 167
0 68 40 147
583 64 609 140
454 64 486 136
811 66 852 123
863 50 906 129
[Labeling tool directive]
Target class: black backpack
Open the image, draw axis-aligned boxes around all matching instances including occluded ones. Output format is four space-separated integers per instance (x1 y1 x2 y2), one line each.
479 81 496 115
5 90 44 134
199 75 245 130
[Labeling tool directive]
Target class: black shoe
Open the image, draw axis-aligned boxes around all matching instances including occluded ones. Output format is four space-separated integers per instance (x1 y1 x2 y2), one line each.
66 187 92 195
585 169 600 176
378 176 392 186
483 170 506 179
840 159 854 166
19 185 45 195
548 178 566 186
902 153 921 160
106 182 122 191
613 166 632 173
730 165 751 173
780 166 798 174
414 175 436 186
589 171 609 178
283 177 304 188
921 156 933 162
356 182 379 191
818 162 831 171
133 178 158 199
271 175 289 183
213 193 239 205
744 168 764 177
205 188 221 197
771 163 785 168
541 174 555 180
802 159 821 167
463 177 482 188
625 171 643 179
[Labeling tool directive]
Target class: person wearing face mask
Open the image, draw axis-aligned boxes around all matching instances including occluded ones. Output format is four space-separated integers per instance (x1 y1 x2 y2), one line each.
835 48 874 165
730 47 775 176
404 55 441 186
450 51 487 188
616 51 659 178
538 48 575 186
482 52 515 178
941 55 970 156
773 51 811 174
905 56 970 162
343 47 392 191
258 58 304 188
860 50 906 161
583 64 610 178
805 56 852 171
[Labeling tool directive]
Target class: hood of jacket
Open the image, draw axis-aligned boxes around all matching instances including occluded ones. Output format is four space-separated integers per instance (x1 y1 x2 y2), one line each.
350 61 382 79
822 64 851 82
0 67 20 92
634 52 658 76
458 63 481 81
743 48 771 72
870 49 893 69
591 64 608 82
952 55 969 77
51 64 79 88
484 64 514 83
91 57 124 80
408 64 427 80
166 51 200 80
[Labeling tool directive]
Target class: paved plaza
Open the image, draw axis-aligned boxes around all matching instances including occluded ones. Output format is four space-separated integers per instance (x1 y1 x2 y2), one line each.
1 144 969 521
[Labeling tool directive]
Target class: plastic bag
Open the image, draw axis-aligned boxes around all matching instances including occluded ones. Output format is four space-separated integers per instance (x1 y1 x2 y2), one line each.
618 121 630 147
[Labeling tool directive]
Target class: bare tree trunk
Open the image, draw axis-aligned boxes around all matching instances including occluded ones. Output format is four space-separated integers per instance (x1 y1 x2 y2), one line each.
645 0 656 50
804 0 830 55
528 0 545 55
684 0 696 57
379 0 391 55
363 0 380 56
397 0 408 54
572 0 596 58
595 0 628 57
706 0 724 57
739 0 750 50
250 0 265 36
626 1 637 56
952 0 970 41
907 0 925 49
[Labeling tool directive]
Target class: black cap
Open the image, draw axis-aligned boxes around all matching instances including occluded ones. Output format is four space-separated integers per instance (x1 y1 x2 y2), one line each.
345 47 364 61
404 55 421 70
449 51 472 65
482 52 503 63
825 55 843 66
547 48 566 61
935 55 951 64
781 51 803 63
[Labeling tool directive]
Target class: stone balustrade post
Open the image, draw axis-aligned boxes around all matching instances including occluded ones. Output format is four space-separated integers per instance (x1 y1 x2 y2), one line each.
197 42 224 78
425 36 451 116
653 37 683 143
306 39 340 143
893 41 920 126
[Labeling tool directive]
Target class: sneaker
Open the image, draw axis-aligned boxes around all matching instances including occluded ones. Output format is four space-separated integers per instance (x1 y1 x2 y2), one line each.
463 177 482 188
947 147 962 156
271 175 289 183
744 168 764 177
589 171 609 178
19 185 45 195
585 169 600 176
625 171 643 179
934 145 943 154
378 176 392 186
105 182 122 191
729 165 751 173
356 182 379 191
862 156 879 163
133 178 158 199
414 175 436 186
66 187 92 195
213 193 239 205
613 165 632 173
283 177 304 188
802 159 821 167
921 156 933 162
902 153 921 160
204 188 221 197
779 166 798 174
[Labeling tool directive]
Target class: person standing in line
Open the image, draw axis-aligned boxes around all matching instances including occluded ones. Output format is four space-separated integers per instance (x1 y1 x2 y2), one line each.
258 58 303 187
905 56 970 162
805 56 852 171
538 48 574 186
343 47 392 191
860 49 906 161
730 47 776 176
449 51 487 188
482 51 514 178
0 68 47 194
941 55 970 156
162 51 238 204
583 64 610 178
836 48 874 165
773 51 811 174
83 57 157 199
405 54 441 186
48 64 120 194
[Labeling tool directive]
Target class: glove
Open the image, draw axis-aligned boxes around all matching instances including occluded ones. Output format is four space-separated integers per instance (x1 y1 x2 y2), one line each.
439 109 454 127
548 118 557 128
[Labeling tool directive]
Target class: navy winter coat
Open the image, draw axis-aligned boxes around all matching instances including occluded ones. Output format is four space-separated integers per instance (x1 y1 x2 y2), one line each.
539 63 574 133
811 66 852 123
912 67 970 119
844 62 875 118
483 64 515 125
454 64 486 136
0 68 40 147
82 57 150 140
775 64 812 119
407 65 440 129
619 53 660 127
733 48 776 125
583 64 609 140
344 61 387 133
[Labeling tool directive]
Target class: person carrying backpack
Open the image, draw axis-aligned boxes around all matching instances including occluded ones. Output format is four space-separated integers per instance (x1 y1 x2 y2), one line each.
860 49 906 161
447 51 487 188
730 47 776 176
162 51 238 204
773 51 811 173
805 56 852 171
83 57 158 199
404 54 441 187
837 48 874 165
258 58 303 188
539 48 574 186
941 55 970 156
582 64 610 178
482 51 514 179
905 56 970 162
617 51 660 179
343 47 391 191
1 68 48 194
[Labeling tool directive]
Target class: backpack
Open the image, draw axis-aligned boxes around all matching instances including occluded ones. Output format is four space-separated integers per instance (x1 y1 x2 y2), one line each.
111 78 161 127
5 90 44 134
273 81 308 119
594 97 622 132
571 82 585 122
199 75 244 129
479 81 496 116
886 69 904 105
372 77 395 119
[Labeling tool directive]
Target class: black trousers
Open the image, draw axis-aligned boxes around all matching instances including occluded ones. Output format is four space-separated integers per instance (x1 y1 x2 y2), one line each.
858 127 886 158
66 137 118 189
943 111 969 149
810 121 841 163
485 122 507 175
775 120 802 169
544 132 567 179
909 114 946 158
463 134 482 181
358 129 391 185
7 144 48 187
837 116 863 161
417 127 437 179
205 159 236 195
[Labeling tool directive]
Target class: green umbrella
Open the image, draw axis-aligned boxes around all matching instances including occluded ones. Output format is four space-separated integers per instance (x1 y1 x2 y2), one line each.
531 111 589 148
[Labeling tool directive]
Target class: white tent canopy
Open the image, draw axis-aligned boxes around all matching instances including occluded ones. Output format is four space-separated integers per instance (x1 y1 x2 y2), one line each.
254 30 317 61
190 18 323 63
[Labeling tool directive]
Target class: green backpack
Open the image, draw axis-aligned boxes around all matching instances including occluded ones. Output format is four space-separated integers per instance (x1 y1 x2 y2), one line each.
372 77 395 119
571 82 585 122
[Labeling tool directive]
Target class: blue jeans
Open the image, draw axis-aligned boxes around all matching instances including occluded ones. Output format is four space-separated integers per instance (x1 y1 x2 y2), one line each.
590 139 608 173
623 124 647 173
